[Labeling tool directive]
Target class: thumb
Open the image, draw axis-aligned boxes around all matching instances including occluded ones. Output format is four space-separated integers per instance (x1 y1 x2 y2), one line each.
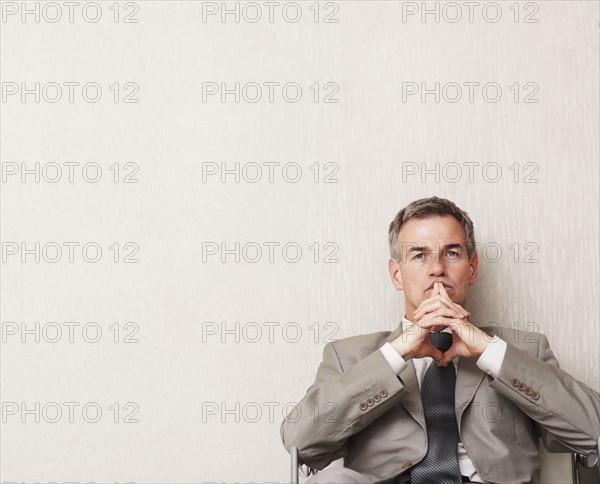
440 348 457 367
428 346 444 365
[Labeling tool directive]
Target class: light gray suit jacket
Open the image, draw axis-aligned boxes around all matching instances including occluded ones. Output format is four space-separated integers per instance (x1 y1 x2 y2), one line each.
280 324 600 483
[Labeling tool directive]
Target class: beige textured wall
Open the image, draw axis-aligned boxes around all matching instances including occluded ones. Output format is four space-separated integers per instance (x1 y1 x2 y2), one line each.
1 1 598 482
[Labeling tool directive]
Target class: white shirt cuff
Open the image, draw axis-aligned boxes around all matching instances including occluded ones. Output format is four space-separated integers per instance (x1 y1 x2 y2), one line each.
380 342 408 375
476 335 508 378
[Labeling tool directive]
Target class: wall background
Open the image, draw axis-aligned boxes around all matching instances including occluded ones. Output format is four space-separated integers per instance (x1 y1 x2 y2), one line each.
1 1 598 482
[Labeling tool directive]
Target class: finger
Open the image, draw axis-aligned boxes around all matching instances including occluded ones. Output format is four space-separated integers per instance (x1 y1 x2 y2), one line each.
423 339 444 362
443 319 473 351
418 317 455 333
414 285 468 319
448 318 487 353
420 322 450 333
415 299 466 321
438 296 470 320
424 318 470 343
437 284 470 318
418 312 454 325
440 318 464 334
414 299 436 319
438 281 449 298
419 308 463 325
415 295 449 318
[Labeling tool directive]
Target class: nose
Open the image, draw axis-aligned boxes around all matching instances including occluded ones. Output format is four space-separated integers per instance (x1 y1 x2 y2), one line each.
428 254 446 276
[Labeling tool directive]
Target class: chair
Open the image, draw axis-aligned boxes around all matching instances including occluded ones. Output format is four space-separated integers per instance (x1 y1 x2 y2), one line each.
290 445 600 484
571 437 600 484
290 446 317 484
573 452 591 484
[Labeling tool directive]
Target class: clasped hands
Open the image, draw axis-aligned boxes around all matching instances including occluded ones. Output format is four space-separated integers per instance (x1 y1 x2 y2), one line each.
391 282 490 367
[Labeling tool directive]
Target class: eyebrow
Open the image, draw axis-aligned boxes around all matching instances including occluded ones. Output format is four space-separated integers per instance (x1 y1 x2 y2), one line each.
404 243 464 254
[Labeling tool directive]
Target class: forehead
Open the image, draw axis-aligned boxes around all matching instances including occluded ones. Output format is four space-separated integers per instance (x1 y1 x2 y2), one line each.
397 215 467 246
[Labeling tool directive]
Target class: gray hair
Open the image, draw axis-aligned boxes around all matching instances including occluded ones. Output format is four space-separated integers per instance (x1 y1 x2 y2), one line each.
388 196 476 262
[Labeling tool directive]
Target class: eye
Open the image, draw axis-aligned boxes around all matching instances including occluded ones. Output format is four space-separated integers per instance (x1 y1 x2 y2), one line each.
414 253 425 260
446 250 460 259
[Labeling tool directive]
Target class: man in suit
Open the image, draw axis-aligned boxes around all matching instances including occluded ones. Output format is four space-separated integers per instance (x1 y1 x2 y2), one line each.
280 196 600 483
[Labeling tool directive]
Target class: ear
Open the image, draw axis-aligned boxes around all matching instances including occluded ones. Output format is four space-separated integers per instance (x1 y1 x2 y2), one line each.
468 251 479 286
388 257 404 291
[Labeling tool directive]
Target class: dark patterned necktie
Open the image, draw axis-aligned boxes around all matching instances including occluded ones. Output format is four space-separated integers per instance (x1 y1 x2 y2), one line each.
410 331 463 484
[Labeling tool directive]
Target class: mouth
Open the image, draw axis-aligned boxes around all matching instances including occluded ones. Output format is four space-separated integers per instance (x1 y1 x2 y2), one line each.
426 282 452 292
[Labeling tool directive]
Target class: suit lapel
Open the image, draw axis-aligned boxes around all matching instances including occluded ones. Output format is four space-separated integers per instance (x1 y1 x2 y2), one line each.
397 362 426 429
455 356 485 423
455 325 499 423
386 323 426 429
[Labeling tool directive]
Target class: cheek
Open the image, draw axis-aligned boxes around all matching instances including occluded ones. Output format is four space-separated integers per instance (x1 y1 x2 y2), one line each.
409 286 426 304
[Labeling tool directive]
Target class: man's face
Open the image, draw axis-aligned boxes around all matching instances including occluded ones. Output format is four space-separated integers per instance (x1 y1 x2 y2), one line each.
388 215 478 321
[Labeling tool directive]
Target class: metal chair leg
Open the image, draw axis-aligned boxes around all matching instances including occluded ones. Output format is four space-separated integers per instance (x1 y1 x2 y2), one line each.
291 446 299 484
572 452 581 484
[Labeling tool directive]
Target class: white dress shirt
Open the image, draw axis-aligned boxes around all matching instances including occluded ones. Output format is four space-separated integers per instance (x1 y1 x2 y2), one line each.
379 317 508 483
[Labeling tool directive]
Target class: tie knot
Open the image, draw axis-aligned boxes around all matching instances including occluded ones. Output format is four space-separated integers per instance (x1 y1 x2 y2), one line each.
429 331 452 353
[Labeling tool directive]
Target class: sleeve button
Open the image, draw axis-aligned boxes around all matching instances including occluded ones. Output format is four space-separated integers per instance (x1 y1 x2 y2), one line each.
519 383 526 392
525 387 533 395
380 389 388 398
512 378 520 387
359 402 368 411
373 394 381 402
532 391 540 401
401 461 412 469
366 398 374 406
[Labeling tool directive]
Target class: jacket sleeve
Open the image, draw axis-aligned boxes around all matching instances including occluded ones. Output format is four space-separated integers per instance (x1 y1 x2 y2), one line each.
489 333 600 465
280 341 406 470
